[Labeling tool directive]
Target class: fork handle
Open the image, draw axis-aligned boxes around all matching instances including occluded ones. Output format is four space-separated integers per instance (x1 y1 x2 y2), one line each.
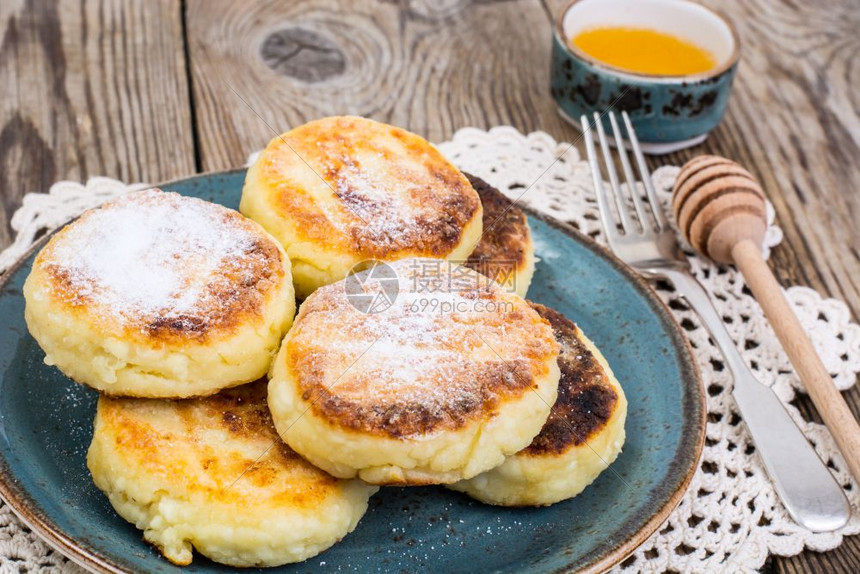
732 239 860 484
661 267 850 532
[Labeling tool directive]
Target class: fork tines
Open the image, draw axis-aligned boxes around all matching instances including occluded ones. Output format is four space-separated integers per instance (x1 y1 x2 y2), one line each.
581 111 667 236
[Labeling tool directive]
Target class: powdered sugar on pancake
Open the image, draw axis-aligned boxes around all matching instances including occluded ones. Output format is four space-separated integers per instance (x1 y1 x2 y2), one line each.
326 158 446 248
287 258 558 437
40 189 283 334
257 117 481 258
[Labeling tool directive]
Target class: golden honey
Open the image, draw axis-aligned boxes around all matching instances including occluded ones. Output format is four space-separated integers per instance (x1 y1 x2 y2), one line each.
571 27 716 76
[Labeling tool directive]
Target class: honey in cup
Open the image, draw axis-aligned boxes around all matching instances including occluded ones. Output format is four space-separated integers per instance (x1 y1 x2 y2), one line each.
571 27 716 76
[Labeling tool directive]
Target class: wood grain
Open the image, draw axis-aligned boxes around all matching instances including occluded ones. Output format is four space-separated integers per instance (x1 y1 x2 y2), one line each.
184 0 572 171
0 0 196 249
770 533 860 574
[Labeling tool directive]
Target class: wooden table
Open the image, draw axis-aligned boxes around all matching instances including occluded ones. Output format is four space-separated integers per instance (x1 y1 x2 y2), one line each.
1 0 857 571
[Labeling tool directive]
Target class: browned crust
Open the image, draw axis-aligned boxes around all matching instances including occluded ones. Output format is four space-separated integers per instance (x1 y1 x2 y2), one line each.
139 236 283 341
258 116 481 258
37 191 286 343
98 381 338 507
294 353 536 438
286 261 556 438
464 174 531 285
521 302 618 456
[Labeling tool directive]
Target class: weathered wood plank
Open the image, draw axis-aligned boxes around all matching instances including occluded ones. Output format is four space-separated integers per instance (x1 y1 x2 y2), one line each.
0 0 196 249
771 533 860 574
184 0 572 171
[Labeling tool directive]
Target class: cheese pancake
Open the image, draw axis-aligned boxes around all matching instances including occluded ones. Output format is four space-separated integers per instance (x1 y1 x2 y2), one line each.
87 381 377 567
463 174 535 297
240 116 483 298
449 303 627 506
267 258 560 485
24 189 295 397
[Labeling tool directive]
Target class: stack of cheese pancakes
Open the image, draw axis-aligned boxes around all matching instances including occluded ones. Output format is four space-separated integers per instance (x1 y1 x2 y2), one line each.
24 116 626 567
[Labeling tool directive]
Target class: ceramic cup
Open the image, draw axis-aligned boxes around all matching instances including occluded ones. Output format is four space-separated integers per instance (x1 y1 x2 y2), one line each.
551 0 740 154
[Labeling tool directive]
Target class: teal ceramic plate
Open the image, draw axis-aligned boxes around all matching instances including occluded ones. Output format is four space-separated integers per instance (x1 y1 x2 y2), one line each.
0 170 704 573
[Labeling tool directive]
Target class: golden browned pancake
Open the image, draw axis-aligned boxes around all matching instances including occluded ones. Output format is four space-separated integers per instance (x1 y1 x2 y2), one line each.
87 381 377 567
240 116 483 297
24 189 296 397
520 304 622 455
463 174 535 297
267 258 561 485
449 302 627 506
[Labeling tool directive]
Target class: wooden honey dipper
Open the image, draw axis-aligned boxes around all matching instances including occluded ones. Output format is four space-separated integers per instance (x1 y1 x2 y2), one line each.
674 155 860 483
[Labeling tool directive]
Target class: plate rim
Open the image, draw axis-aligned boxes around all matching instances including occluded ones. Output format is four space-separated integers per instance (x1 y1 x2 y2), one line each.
0 168 706 574
519 204 706 573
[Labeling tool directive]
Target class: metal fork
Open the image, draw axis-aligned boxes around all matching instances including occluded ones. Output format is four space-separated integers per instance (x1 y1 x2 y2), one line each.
582 111 850 532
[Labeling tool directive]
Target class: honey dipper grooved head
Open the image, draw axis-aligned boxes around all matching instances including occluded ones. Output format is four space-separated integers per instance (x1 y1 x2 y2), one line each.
672 155 768 264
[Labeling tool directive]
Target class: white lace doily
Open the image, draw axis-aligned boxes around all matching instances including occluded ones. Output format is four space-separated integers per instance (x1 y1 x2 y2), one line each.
0 127 857 574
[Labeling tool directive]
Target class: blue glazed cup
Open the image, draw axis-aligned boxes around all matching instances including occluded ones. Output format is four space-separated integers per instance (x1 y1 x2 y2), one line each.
551 0 740 154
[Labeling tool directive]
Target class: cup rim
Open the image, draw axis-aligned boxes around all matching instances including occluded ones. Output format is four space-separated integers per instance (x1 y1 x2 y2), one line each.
554 0 741 83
